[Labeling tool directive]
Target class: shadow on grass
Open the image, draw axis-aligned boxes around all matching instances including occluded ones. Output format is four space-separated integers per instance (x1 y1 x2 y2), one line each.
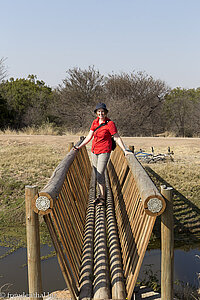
145 166 200 249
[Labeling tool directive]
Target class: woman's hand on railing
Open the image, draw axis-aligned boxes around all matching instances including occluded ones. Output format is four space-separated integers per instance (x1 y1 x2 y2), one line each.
73 146 79 151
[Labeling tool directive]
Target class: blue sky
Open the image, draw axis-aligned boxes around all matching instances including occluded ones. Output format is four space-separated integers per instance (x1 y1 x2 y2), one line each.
1 0 200 89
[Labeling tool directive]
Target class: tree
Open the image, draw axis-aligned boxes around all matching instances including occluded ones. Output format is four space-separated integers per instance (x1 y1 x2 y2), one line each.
56 66 105 130
105 71 169 136
0 75 53 128
0 93 11 128
164 88 200 137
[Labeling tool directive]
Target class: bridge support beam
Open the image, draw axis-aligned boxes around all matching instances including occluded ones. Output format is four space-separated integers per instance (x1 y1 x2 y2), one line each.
161 185 174 300
25 185 42 300
93 203 111 299
79 170 96 300
105 172 126 300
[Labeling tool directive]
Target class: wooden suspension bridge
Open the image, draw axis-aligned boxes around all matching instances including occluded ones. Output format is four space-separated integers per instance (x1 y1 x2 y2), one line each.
25 140 174 300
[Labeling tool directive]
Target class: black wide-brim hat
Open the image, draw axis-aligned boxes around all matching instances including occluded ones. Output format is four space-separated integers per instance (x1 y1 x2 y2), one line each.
94 102 108 113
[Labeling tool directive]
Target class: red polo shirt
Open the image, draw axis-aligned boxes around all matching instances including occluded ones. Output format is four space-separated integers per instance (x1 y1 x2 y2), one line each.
90 117 117 154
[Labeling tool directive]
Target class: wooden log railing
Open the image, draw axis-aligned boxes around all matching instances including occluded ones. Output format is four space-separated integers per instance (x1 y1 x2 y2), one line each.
32 144 92 300
107 145 166 299
27 143 170 300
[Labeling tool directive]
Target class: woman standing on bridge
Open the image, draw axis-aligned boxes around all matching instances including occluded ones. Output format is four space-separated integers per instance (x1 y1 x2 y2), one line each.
73 102 131 206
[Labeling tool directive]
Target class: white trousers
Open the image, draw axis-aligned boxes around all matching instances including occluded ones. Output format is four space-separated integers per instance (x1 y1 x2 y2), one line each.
91 152 110 185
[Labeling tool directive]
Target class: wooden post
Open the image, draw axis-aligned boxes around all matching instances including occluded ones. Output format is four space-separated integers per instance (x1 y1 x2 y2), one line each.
25 185 42 299
67 142 74 152
161 185 174 300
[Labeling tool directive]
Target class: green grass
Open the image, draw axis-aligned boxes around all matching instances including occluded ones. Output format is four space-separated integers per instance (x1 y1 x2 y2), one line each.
0 141 66 248
144 161 200 248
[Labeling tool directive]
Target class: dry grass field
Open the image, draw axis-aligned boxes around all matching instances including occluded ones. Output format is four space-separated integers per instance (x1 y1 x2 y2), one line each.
0 134 199 248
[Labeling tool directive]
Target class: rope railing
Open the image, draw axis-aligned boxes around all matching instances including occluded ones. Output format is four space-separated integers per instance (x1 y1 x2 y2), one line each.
107 145 166 299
